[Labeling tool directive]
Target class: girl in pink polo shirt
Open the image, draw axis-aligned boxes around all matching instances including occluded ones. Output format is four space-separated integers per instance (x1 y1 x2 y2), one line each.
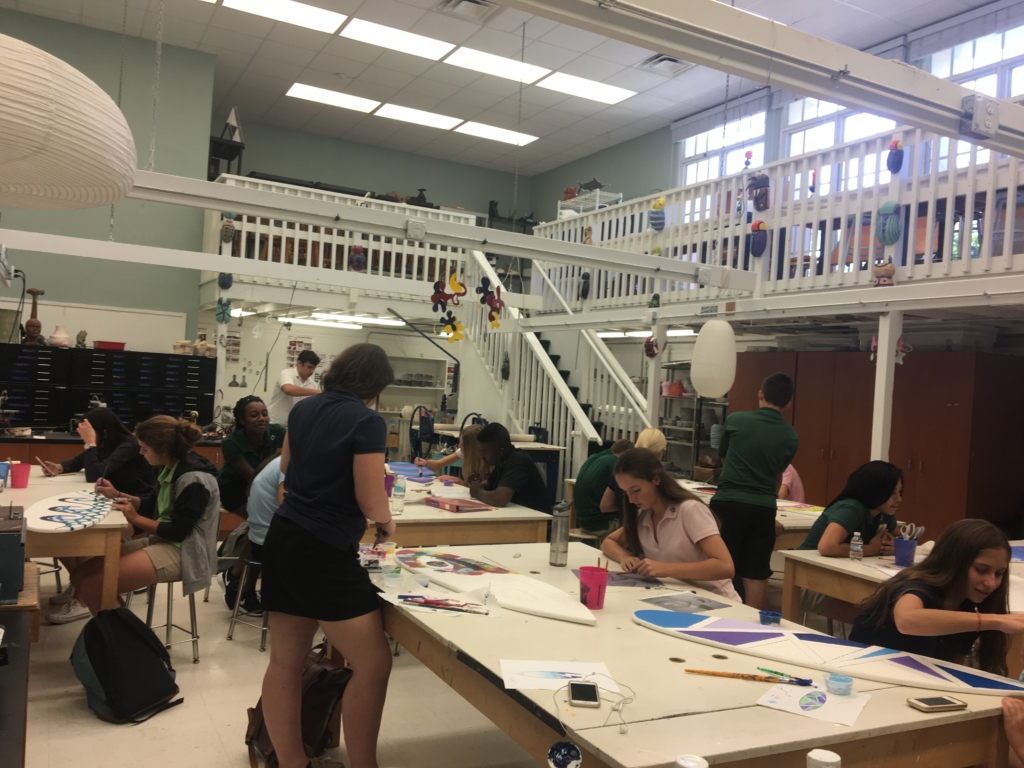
601 448 741 601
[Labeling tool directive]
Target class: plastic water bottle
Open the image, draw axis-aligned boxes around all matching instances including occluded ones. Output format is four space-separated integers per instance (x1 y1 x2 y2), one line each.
849 532 864 562
392 475 406 516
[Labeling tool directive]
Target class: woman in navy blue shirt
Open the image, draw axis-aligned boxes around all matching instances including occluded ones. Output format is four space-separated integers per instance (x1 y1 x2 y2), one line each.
260 343 395 768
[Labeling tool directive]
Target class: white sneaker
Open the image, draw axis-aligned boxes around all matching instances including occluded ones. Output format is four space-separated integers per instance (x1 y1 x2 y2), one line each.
46 598 91 624
49 584 74 606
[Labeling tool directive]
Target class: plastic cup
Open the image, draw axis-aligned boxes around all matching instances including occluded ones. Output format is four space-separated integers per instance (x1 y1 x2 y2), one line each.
384 474 395 498
0 462 10 485
578 566 609 609
758 610 782 626
824 673 853 696
9 463 30 489
894 537 918 567
382 571 403 589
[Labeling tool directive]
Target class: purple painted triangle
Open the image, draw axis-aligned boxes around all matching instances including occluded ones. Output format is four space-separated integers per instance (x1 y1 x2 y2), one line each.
889 655 948 680
682 630 784 646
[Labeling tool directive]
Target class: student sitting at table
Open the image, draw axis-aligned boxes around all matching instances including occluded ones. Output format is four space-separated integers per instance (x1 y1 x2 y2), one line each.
218 395 286 516
574 439 633 543
851 519 1024 675
778 464 805 503
413 424 490 485
470 423 553 513
601 448 740 601
67 416 221 618
798 460 900 557
598 428 666 517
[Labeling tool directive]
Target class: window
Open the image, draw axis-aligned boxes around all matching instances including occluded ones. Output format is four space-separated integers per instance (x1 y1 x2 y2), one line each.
913 24 1024 99
679 111 765 186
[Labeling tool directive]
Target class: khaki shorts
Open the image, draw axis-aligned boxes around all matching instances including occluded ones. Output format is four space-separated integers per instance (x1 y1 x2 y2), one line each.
124 536 182 583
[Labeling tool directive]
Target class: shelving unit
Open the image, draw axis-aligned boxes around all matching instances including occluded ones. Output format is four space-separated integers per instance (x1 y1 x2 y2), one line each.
659 361 729 479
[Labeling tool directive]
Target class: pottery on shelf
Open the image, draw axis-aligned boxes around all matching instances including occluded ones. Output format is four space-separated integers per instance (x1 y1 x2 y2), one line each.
669 381 685 397
660 381 672 396
48 325 70 347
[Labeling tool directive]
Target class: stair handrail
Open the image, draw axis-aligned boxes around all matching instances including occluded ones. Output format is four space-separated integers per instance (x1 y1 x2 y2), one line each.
533 259 651 427
467 251 601 444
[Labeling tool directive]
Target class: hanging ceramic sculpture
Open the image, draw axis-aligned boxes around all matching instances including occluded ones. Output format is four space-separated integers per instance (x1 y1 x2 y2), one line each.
652 246 661 256
0 33 137 209
486 286 505 330
218 272 233 290
648 293 660 308
873 258 896 287
579 272 590 300
690 319 736 398
220 216 236 244
876 201 903 246
475 276 494 306
215 298 232 324
643 336 659 359
448 272 467 305
747 172 770 212
648 197 666 232
750 219 768 257
348 244 366 272
583 226 593 245
430 279 454 313
439 311 464 343
743 149 753 169
887 139 904 174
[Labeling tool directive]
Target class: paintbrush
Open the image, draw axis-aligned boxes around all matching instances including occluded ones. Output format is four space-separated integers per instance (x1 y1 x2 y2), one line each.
685 669 812 686
94 466 107 496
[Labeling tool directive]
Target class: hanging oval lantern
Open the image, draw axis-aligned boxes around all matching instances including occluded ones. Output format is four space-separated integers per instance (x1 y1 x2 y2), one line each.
690 319 737 398
0 33 137 210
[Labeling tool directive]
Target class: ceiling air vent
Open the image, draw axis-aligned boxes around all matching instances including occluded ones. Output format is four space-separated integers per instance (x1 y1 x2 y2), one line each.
637 54 696 78
434 0 502 23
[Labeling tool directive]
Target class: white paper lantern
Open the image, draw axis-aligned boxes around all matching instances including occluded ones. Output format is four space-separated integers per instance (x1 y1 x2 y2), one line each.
690 319 736 398
0 32 136 210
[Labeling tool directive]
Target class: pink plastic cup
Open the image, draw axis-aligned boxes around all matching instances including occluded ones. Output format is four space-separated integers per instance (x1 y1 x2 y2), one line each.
578 566 609 610
384 474 395 498
9 463 30 489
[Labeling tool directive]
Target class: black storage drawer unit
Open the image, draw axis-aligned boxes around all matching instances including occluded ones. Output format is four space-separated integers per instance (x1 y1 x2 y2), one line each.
3 384 70 426
70 349 215 391
0 345 72 385
69 388 214 427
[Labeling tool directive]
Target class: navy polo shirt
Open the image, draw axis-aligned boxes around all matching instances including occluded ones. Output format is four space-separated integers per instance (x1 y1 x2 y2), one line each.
277 388 387 552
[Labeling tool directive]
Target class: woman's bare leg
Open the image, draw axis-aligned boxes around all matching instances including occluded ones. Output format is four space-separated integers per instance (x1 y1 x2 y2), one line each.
261 612 319 768
74 550 157 615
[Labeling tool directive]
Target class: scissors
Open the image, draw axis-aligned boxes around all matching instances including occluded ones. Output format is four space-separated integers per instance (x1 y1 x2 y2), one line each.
899 523 925 541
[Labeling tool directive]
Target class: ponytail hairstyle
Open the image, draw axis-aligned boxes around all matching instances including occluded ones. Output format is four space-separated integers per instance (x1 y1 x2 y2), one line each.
82 407 133 460
321 343 394 402
614 448 702 557
232 395 265 431
135 415 203 463
858 519 1011 675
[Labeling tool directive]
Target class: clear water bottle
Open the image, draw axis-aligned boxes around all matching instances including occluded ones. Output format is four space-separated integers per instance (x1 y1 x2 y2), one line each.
849 531 863 561
392 475 406 516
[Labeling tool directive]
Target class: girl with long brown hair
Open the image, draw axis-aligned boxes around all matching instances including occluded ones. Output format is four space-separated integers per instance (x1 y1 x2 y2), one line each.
851 519 1024 676
414 423 490 484
600 448 739 601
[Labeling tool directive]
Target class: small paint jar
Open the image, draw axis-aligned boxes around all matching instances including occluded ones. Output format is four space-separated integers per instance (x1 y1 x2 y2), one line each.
824 673 853 696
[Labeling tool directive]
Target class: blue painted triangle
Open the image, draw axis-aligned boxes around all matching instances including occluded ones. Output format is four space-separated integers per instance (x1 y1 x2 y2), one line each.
935 664 1024 691
859 647 900 659
634 610 708 629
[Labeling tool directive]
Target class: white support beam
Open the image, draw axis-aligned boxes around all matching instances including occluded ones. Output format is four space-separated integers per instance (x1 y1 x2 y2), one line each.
496 0 1024 157
870 310 903 461
645 324 667 426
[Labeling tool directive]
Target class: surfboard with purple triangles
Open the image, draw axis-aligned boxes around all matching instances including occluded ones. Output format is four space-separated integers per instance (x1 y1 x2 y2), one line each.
634 610 1024 697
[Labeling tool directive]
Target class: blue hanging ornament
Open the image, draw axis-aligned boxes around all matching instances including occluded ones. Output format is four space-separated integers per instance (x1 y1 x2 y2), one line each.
750 220 768 258
887 139 904 174
547 741 582 768
648 197 665 232
215 298 232 324
348 244 366 272
218 272 233 290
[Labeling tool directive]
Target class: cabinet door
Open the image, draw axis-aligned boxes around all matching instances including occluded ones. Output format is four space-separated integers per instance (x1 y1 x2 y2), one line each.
791 352 835 506
730 352 797 420
192 445 223 469
826 353 876 501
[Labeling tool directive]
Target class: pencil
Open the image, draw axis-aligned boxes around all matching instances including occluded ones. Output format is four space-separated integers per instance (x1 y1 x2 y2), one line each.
758 666 793 678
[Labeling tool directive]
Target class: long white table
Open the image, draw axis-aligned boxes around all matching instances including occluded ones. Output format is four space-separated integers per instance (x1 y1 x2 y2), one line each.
378 542 1007 768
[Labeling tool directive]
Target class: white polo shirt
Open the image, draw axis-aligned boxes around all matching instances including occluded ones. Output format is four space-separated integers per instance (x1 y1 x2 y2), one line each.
269 367 314 427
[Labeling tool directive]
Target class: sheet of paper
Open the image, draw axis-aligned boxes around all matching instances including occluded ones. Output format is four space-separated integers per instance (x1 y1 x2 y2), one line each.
641 592 731 613
500 660 619 692
757 684 870 727
45 472 88 483
1010 574 1024 614
572 569 662 588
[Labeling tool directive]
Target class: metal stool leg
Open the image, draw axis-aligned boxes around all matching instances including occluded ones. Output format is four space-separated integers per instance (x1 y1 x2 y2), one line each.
227 562 249 640
165 583 174 648
260 611 269 652
52 559 63 593
124 590 134 610
188 593 199 664
203 585 210 603
145 584 157 628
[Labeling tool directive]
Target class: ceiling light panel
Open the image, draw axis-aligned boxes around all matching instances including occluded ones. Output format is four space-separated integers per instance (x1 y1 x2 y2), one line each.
444 47 550 84
286 83 380 112
375 103 463 130
279 317 363 330
455 121 537 145
223 0 347 33
536 72 636 104
340 19 456 61
311 312 405 327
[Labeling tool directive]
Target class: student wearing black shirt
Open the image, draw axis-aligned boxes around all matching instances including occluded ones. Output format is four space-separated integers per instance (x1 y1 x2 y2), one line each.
260 344 396 768
851 519 1024 675
471 422 553 514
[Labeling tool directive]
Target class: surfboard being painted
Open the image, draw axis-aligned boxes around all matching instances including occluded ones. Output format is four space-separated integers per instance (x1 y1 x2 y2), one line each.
397 549 596 626
634 610 1024 697
26 492 115 533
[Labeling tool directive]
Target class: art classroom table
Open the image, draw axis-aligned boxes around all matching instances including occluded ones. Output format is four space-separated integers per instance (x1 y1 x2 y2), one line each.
780 547 1024 680
360 477 549 547
375 542 1007 768
12 470 127 612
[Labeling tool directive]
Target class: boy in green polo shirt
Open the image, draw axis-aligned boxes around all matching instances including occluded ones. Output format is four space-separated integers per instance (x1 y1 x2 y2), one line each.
573 439 634 543
711 373 799 609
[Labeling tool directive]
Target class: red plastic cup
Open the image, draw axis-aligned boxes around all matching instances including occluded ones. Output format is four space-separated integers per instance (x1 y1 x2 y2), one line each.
9 463 30 489
578 566 609 609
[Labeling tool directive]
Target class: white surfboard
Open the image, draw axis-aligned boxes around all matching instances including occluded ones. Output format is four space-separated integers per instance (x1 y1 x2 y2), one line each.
25 492 115 533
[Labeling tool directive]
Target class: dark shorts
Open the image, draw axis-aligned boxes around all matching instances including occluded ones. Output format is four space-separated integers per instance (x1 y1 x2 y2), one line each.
219 482 248 515
709 499 777 581
261 515 381 622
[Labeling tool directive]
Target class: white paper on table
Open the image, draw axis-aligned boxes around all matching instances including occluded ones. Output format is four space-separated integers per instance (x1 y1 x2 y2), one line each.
500 660 619 692
378 584 499 618
871 563 904 578
757 684 870 727
1009 575 1024 614
45 472 88 483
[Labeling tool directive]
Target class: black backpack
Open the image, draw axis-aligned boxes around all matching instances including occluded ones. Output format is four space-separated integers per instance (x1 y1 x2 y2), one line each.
71 608 183 723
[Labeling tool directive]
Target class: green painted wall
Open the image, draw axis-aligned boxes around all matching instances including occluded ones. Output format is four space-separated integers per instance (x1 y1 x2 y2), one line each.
0 9 214 337
227 120 529 217
529 127 676 222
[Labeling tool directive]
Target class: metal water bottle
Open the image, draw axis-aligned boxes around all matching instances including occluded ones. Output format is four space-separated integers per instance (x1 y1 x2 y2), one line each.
550 501 570 567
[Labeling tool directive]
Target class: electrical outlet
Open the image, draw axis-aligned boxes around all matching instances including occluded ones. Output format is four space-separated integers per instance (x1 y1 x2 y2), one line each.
406 219 427 240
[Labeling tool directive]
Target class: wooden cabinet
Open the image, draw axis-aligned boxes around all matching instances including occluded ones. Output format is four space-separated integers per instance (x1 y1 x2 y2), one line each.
791 352 835 506
192 445 223 469
825 353 875 502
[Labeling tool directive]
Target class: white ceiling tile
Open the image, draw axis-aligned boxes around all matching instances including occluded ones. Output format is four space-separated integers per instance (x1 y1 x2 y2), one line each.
255 39 318 66
526 108 583 129
395 0 441 9
353 0 427 30
521 40 580 70
303 109 366 134
201 27 266 56
303 0 365 14
419 62 482 88
224 85 278 116
160 33 203 49
234 69 295 94
143 14 206 45
603 68 668 93
407 11 479 45
588 38 653 67
245 56 304 82
408 78 461 100
483 96 547 119
518 87 569 108
264 23 334 52
645 78 709 101
346 79 399 102
537 23 605 53
80 0 136 25
25 6 79 22
552 98 611 118
454 146 506 163
464 77 522 98
371 50 436 77
198 43 254 71
461 27 528 58
306 51 370 79
208 6 277 37
295 69 359 91
423 132 484 153
356 65 417 90
621 92 680 114
260 105 321 132
264 96 323 122
386 91 445 112
544 126 600 145
322 36 386 65
558 54 626 81
415 143 461 160
160 0 216 24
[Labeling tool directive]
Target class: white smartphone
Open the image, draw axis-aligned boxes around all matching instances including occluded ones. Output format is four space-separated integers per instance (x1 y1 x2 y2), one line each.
568 681 602 708
907 696 967 712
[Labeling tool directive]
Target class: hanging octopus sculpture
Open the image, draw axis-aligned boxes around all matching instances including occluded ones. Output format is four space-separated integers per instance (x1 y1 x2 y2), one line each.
439 310 464 343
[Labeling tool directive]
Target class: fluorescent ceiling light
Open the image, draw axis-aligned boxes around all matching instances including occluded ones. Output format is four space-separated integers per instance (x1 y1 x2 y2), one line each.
223 0 346 33
286 83 379 113
535 72 636 104
455 121 536 146
626 331 653 338
312 312 405 327
667 329 696 337
444 47 550 84
230 308 256 317
597 332 626 338
340 19 455 60
278 317 363 330
374 104 463 130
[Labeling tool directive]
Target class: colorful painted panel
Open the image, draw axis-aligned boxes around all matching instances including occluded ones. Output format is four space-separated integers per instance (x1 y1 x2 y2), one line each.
26 492 115 533
396 550 512 576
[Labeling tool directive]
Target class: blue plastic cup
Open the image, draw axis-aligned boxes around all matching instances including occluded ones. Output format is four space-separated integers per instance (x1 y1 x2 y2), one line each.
894 537 918 567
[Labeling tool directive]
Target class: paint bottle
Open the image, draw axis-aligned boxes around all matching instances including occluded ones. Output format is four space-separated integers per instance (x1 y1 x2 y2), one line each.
807 749 841 767
675 757 709 768
849 532 863 562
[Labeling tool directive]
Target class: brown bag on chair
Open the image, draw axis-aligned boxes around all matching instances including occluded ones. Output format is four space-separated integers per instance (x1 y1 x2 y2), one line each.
245 643 352 768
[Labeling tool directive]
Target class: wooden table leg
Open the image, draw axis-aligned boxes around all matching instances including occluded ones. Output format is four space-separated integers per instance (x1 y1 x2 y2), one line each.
99 529 122 610
781 557 800 623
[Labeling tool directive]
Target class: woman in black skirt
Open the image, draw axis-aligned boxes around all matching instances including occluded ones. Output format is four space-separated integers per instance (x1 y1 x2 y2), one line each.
260 343 395 768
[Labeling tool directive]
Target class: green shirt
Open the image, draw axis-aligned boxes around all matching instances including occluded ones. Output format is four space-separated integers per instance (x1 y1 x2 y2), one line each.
798 498 898 550
156 461 181 549
574 450 619 531
712 408 799 508
218 423 286 489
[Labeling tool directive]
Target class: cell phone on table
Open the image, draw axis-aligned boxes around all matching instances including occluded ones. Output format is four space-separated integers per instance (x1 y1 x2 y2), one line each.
568 681 601 708
907 696 967 712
